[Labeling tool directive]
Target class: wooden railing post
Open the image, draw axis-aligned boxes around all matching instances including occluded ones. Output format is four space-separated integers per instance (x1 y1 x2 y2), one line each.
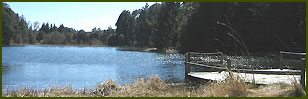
279 51 283 70
185 53 190 81
301 58 306 90
227 58 231 70
219 52 224 65
226 58 233 76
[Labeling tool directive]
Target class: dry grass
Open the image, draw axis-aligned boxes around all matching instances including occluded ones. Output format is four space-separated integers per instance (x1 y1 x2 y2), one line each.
205 74 249 97
3 74 305 97
3 85 89 97
247 82 306 97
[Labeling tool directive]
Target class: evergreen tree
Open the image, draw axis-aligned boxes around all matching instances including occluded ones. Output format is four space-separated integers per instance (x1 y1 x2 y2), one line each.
152 2 180 50
115 10 132 45
58 24 65 33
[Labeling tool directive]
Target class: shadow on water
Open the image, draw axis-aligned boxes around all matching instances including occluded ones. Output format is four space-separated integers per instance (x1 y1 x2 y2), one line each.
2 63 22 75
2 64 10 75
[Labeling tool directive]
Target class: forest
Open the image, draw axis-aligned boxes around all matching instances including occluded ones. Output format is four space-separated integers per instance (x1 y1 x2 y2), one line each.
2 2 306 55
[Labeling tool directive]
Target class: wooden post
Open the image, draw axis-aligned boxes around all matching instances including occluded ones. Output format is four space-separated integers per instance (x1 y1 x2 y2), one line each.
301 58 306 90
226 58 234 76
227 58 231 70
219 52 224 65
220 59 224 65
185 53 190 81
279 51 283 70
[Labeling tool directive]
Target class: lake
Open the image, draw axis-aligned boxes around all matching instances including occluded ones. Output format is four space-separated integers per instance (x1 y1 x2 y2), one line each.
2 45 185 90
2 45 302 91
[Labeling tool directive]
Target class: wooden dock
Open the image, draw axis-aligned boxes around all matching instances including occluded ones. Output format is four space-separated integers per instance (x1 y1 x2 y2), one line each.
189 71 305 85
185 51 306 88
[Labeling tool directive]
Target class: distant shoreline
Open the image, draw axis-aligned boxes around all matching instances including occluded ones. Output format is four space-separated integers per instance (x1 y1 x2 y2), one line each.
3 44 181 54
3 44 294 56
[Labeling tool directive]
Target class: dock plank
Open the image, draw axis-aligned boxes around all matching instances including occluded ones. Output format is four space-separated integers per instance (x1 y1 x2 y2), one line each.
188 71 306 85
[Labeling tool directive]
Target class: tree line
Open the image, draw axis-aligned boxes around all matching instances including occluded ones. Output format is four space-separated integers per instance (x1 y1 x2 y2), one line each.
2 3 116 46
2 2 305 55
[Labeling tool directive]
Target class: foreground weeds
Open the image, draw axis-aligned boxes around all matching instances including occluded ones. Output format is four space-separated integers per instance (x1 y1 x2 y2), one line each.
206 74 249 97
3 74 305 97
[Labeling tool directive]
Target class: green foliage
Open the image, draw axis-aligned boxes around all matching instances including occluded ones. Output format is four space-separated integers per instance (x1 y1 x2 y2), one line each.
115 10 133 46
2 3 33 45
36 31 45 42
43 31 65 44
179 2 305 55
2 2 305 55
152 2 180 50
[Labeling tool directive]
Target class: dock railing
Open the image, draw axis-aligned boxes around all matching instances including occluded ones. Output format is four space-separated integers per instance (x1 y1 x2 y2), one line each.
185 52 230 80
185 51 306 89
280 51 306 90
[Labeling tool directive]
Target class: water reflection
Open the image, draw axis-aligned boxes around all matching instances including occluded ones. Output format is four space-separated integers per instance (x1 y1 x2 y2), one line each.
2 64 11 75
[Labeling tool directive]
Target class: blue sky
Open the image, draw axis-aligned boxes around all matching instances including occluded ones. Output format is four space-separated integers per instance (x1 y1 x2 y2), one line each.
6 2 157 32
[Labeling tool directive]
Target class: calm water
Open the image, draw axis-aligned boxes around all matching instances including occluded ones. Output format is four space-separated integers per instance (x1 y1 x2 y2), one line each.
2 45 185 90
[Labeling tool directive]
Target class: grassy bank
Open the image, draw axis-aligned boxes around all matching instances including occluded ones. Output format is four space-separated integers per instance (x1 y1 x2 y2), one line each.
3 75 305 97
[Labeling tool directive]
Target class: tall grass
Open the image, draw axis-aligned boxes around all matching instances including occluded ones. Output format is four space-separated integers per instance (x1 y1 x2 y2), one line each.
206 74 249 97
3 74 304 97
